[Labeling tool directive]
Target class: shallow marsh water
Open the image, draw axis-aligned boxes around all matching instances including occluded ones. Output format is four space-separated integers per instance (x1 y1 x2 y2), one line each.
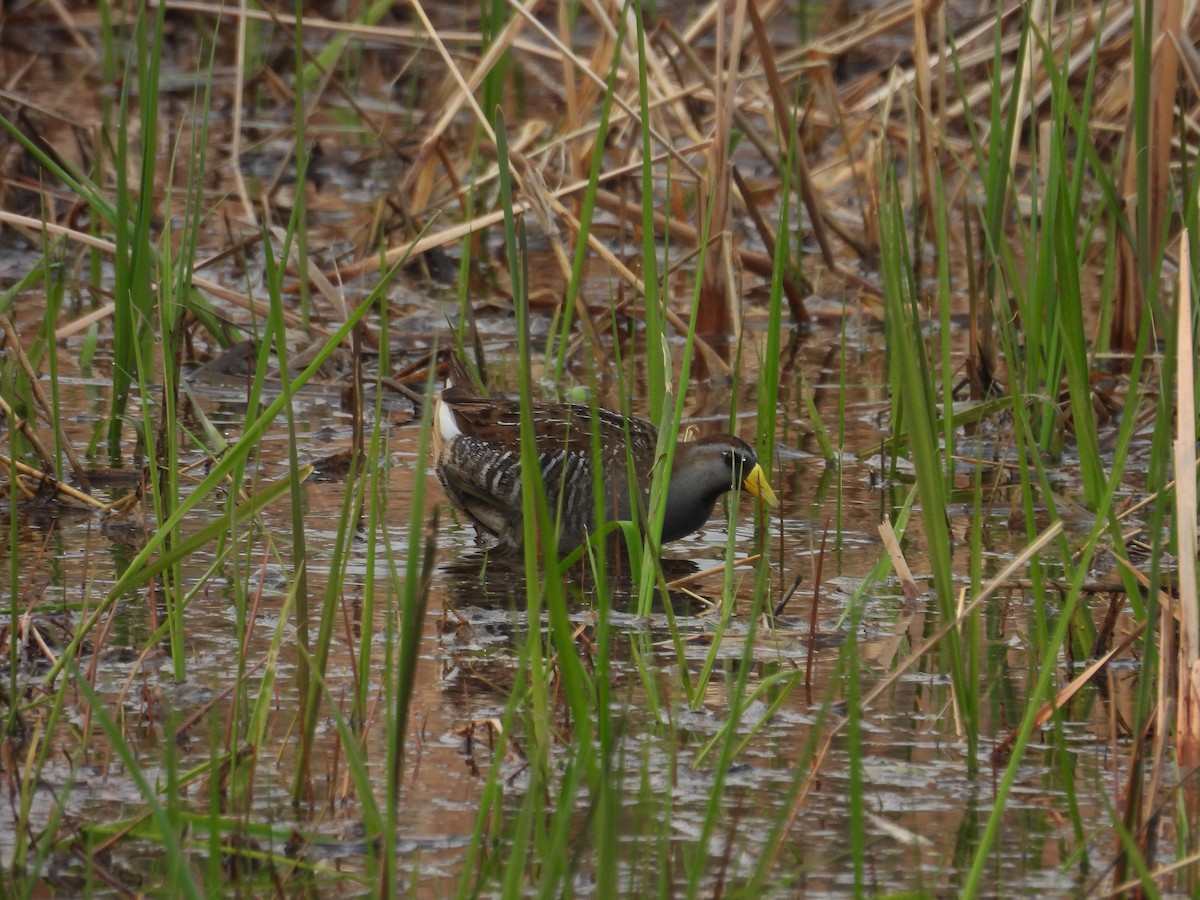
0 310 1149 896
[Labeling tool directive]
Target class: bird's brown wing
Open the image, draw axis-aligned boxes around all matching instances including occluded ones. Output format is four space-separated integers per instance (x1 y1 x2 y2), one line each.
442 395 657 467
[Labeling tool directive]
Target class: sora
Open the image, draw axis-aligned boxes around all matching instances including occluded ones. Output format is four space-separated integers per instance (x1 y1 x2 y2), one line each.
432 358 779 554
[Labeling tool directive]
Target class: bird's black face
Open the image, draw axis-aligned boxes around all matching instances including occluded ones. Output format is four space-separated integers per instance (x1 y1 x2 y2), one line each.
715 437 778 507
721 446 757 488
680 434 777 509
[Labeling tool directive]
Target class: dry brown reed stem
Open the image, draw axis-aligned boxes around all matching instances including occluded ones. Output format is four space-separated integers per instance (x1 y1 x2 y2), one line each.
273 226 347 319
657 24 768 160
821 1 1148 132
805 64 877 256
556 2 579 170
398 0 530 199
910 0 938 240
505 0 706 185
941 5 1120 122
41 0 92 56
1176 29 1200 91
694 0 747 339
1105 848 1200 900
806 0 945 59
1101 551 1173 890
664 554 762 591
336 147 697 280
640 20 816 319
0 390 57 480
230 0 257 226
1025 7 1137 118
0 211 323 335
340 162 732 375
990 618 1147 765
403 0 777 345
12 614 61 669
746 0 837 276
591 188 808 311
0 315 91 490
824 3 1018 118
613 1 706 149
1116 701 1153 888
156 0 481 43
1004 0 1042 182
1173 231 1200 774
0 454 108 510
878 519 921 602
1113 0 1185 352
405 0 712 231
169 0 808 338
730 166 811 325
502 148 605 361
254 4 413 224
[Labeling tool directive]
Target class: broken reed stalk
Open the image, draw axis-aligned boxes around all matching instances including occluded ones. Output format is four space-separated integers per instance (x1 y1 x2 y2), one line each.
694 0 745 339
909 0 938 242
0 317 90 488
1174 231 1200 780
1111 0 1184 352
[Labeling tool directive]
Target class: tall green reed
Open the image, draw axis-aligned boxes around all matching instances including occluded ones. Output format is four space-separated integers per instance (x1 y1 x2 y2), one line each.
149 33 217 683
73 666 204 898
379 363 440 894
945 4 1173 891
110 4 165 460
878 158 973 756
457 110 602 895
258 187 318 804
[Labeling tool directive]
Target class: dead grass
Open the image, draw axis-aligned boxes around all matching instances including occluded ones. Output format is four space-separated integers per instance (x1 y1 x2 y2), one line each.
2 1 1196 351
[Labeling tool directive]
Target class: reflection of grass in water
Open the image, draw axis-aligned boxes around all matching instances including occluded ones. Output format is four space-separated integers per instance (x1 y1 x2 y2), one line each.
0 0 1194 895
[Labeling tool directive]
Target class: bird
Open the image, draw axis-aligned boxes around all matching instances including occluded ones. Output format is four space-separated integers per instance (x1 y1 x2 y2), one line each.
432 356 779 554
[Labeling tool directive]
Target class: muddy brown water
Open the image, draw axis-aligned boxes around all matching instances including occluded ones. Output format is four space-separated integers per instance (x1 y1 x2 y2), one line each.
0 309 1147 896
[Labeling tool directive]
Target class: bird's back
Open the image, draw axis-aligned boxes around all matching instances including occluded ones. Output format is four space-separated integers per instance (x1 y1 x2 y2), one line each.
434 359 659 552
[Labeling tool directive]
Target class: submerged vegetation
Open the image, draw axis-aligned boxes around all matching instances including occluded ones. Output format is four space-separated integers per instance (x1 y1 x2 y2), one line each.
1 0 1200 895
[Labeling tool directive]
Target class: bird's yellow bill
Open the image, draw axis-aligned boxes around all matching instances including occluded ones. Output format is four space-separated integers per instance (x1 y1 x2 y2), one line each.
742 464 779 508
